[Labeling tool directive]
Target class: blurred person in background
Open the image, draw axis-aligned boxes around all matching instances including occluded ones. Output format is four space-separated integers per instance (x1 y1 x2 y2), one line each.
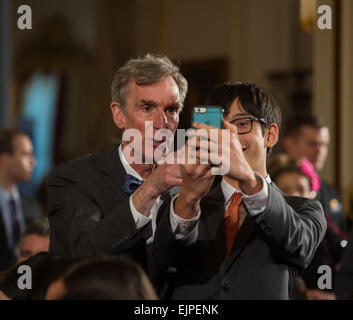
268 153 321 199
283 115 351 237
0 129 44 271
46 255 158 300
16 217 50 264
269 153 342 300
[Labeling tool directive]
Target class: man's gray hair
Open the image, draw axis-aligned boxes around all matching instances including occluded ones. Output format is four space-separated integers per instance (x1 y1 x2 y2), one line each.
111 54 188 111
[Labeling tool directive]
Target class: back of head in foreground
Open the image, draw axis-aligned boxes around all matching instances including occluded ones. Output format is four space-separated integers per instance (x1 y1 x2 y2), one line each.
46 255 158 300
0 252 72 300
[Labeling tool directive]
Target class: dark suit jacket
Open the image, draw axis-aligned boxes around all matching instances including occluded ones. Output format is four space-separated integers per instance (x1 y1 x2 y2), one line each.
301 224 344 289
0 194 43 271
317 180 351 234
47 144 168 272
334 228 353 299
299 180 350 291
154 182 326 299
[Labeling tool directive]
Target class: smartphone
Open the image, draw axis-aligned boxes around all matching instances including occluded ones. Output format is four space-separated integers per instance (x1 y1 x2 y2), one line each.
192 106 224 128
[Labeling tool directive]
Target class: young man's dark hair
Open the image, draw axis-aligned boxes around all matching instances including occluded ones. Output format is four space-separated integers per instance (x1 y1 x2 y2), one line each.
206 82 281 154
0 129 26 155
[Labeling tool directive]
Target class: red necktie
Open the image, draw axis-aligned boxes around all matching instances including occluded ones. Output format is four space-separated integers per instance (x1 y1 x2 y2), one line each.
225 192 242 258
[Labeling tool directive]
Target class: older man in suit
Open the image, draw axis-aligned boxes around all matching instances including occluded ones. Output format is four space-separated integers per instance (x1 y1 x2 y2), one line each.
47 55 199 277
154 82 326 299
0 129 43 271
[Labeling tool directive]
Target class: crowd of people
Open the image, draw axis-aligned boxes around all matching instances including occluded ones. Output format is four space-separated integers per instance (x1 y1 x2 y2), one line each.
0 54 352 300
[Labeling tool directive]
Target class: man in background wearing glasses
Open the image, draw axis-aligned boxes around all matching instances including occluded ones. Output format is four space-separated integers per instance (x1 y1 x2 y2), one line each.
154 82 326 299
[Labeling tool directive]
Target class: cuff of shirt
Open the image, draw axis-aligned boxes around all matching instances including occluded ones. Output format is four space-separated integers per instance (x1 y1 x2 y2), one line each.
129 195 152 229
170 194 201 239
241 172 269 217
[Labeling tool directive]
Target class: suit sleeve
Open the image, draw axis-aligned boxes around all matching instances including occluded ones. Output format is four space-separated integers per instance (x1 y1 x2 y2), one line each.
154 184 326 271
251 183 327 269
47 166 150 261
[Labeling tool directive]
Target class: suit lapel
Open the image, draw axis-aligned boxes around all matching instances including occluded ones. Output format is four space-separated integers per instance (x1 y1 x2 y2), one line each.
91 143 128 202
202 184 257 270
0 206 11 264
201 184 227 265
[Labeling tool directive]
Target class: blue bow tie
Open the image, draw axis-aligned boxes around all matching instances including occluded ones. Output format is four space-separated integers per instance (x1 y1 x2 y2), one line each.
122 174 143 196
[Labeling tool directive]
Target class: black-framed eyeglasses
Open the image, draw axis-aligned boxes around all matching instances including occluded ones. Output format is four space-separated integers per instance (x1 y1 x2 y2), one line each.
230 117 266 134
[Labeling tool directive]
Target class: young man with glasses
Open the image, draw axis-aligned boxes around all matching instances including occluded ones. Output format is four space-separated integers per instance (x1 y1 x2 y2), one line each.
153 82 326 299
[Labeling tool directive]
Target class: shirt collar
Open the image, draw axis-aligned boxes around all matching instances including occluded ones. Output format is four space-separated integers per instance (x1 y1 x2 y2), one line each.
0 185 21 202
118 143 144 181
221 178 239 206
221 174 271 205
265 174 271 184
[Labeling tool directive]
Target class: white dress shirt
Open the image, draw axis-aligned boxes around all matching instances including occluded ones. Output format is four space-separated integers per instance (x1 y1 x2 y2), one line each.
222 173 271 214
167 173 270 240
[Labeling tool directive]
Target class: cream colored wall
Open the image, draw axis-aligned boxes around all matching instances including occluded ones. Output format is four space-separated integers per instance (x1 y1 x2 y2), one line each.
134 0 165 55
228 0 310 89
313 0 353 215
340 0 353 213
166 0 230 60
12 0 96 51
312 0 335 184
134 0 312 88
134 0 231 59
